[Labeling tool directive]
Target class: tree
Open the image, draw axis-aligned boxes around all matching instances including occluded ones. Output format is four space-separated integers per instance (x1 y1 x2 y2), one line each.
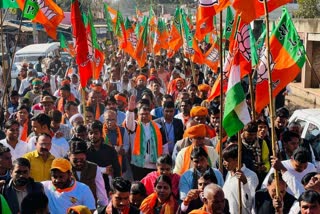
295 0 320 18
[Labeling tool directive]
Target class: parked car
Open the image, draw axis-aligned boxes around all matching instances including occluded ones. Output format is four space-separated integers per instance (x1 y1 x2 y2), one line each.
288 108 320 140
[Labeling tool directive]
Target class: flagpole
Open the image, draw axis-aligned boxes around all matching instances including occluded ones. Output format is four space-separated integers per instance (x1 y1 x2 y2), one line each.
237 131 243 214
248 71 256 121
218 11 224 173
263 0 281 204
82 88 87 125
1 9 24 115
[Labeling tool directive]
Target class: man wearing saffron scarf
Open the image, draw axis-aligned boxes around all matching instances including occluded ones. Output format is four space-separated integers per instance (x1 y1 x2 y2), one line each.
55 85 79 113
103 110 130 174
173 124 219 175
16 105 32 142
114 93 128 112
79 90 105 120
42 158 95 213
96 177 140 214
125 95 164 180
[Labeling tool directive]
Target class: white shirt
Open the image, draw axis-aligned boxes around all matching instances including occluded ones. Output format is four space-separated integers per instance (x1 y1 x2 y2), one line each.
125 111 165 169
261 160 317 196
76 166 108 206
223 165 259 214
42 180 96 213
28 136 69 158
0 139 30 161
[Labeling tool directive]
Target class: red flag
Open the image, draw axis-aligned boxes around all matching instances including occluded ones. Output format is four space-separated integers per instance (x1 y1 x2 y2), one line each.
232 0 291 23
71 0 92 88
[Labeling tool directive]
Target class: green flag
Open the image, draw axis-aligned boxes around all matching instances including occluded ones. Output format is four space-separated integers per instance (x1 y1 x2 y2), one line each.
22 0 39 20
59 33 68 49
88 8 100 49
249 26 259 67
103 3 113 32
0 0 18 9
256 23 266 50
223 6 234 40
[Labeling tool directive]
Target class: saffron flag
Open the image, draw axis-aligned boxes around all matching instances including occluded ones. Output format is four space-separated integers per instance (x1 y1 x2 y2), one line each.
206 51 233 101
204 40 219 73
17 0 64 39
167 7 183 58
134 18 149 68
195 0 230 40
124 17 137 58
255 8 306 113
103 3 114 32
106 4 117 23
87 9 105 80
181 11 203 64
149 6 157 28
153 18 169 55
115 11 127 49
71 0 92 88
223 51 251 137
232 0 291 23
1 0 18 8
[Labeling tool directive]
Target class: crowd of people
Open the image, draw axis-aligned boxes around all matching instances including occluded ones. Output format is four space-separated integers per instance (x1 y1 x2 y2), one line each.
0 51 319 214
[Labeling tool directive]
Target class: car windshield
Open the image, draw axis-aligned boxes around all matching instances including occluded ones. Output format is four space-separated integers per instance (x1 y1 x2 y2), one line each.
14 55 42 64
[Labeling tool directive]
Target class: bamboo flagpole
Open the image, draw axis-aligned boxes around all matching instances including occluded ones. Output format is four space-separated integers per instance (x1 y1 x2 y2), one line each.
248 71 256 121
218 11 224 173
263 0 281 206
237 132 243 214
1 9 24 113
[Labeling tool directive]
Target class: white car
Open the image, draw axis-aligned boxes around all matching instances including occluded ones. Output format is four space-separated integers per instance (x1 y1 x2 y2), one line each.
288 108 320 140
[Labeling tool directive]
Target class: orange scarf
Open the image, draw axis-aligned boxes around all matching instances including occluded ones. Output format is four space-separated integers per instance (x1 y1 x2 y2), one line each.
95 104 100 120
189 205 210 214
215 136 228 155
103 124 123 171
140 193 177 214
20 119 29 142
132 121 162 157
179 145 210 175
106 201 129 214
57 93 76 112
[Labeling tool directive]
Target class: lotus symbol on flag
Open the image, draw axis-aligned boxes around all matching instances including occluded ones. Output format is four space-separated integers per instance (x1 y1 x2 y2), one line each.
257 46 277 89
237 25 251 62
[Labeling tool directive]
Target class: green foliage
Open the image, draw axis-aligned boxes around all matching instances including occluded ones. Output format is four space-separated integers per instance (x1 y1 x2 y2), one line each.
295 0 320 18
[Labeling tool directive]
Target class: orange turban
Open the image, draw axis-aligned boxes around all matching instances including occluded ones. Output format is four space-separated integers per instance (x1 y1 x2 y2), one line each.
136 75 147 82
61 79 71 86
115 94 127 104
175 78 185 84
183 124 207 138
190 106 208 117
198 84 211 92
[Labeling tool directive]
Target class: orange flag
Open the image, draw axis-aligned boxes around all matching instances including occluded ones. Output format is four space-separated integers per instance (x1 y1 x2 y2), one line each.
167 7 183 58
16 0 64 39
195 0 230 40
232 0 291 23
134 18 149 68
124 17 137 58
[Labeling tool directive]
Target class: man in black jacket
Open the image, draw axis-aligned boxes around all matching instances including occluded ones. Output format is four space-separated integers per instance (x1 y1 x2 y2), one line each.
255 173 296 214
2 157 43 214
154 101 184 155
